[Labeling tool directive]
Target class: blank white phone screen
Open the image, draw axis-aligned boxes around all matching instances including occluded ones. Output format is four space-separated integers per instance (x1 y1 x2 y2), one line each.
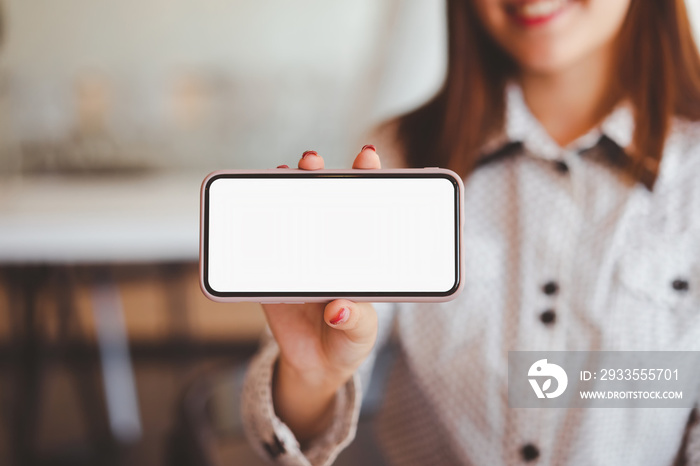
206 176 457 294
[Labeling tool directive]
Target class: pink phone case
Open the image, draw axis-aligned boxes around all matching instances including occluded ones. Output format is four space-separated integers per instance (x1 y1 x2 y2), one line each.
199 168 465 303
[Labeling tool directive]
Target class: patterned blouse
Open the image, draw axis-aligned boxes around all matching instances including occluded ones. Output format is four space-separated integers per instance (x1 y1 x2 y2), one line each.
241 83 700 465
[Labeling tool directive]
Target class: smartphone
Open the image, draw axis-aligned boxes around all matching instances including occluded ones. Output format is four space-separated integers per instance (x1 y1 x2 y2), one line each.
199 168 464 303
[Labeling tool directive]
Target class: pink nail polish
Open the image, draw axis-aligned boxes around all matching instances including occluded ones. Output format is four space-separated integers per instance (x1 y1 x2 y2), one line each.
362 144 376 152
277 164 289 168
302 150 318 158
330 307 349 325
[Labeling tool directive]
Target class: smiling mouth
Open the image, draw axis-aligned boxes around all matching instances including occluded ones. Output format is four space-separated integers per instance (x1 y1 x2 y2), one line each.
505 0 574 26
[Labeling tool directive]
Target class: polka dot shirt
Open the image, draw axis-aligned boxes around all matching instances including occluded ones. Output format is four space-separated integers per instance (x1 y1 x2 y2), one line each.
241 83 700 465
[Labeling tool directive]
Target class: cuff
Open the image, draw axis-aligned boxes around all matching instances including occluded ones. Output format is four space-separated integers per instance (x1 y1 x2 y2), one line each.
241 341 363 466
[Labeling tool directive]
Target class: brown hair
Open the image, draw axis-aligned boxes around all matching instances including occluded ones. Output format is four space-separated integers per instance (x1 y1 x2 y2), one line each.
394 0 700 188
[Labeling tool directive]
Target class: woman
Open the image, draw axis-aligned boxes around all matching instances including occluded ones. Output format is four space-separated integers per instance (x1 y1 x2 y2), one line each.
242 0 700 464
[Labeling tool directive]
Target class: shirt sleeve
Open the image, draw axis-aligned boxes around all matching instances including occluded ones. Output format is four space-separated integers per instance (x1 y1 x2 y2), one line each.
240 302 397 466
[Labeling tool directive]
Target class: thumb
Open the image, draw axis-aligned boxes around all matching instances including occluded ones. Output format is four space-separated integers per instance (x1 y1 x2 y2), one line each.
323 299 378 346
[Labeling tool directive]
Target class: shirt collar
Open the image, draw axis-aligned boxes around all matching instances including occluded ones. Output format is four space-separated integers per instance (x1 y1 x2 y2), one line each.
480 82 635 161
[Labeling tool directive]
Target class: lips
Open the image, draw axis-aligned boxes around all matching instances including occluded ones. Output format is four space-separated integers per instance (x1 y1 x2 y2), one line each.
505 0 573 26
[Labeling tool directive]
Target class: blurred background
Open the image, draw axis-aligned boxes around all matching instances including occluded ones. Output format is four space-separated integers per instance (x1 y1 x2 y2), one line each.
0 1 698 465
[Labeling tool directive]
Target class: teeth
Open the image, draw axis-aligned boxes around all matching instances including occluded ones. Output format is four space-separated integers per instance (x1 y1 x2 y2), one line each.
517 0 567 19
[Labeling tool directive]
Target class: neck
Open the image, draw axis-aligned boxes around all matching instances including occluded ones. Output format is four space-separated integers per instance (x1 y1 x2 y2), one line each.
518 46 619 148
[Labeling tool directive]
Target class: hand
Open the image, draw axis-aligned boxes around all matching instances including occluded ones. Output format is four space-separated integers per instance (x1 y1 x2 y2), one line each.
262 146 381 442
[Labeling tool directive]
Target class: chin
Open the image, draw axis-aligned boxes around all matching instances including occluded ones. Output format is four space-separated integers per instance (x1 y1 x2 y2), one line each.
513 48 584 75
474 0 631 76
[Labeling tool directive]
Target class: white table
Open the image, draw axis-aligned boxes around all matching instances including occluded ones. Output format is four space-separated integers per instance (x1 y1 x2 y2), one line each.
0 170 204 460
0 171 202 263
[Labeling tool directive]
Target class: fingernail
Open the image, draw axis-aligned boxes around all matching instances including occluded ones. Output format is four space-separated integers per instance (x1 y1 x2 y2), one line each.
362 144 376 152
329 307 350 325
302 150 318 158
277 164 289 168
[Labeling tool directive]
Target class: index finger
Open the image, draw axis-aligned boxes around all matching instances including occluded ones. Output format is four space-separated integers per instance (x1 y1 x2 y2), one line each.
352 144 381 169
298 150 324 170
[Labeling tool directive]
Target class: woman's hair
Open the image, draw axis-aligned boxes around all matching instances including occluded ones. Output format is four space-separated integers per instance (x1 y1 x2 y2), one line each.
394 0 700 187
